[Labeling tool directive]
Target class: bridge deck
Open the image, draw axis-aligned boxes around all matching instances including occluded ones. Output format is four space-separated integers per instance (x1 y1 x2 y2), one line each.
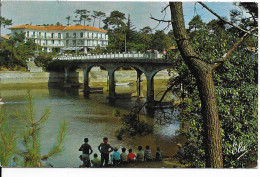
53 52 165 61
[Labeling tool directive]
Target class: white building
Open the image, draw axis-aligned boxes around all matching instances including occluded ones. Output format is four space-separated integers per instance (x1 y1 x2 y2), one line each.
9 24 108 53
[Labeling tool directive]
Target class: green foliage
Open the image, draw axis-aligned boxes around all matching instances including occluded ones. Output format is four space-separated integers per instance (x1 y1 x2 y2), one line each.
112 109 121 117
0 114 17 166
88 45 107 54
15 90 67 167
0 32 38 70
168 12 257 168
74 9 91 25
151 30 173 52
92 11 106 28
103 11 173 53
34 53 54 68
0 16 12 28
116 113 153 140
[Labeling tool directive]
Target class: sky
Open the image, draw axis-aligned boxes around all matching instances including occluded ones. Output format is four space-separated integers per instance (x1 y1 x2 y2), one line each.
0 0 246 35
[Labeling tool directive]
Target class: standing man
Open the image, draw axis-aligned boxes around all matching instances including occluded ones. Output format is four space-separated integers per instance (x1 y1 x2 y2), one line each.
98 137 114 167
79 138 93 167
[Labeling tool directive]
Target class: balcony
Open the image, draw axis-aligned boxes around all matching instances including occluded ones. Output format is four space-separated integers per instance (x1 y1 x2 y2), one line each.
43 43 65 47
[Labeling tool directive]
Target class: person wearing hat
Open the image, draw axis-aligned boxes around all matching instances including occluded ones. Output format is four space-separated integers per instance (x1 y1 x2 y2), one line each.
111 147 121 165
98 137 114 167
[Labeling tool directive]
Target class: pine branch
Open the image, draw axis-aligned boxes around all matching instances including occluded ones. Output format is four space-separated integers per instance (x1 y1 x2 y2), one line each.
158 76 182 102
213 27 257 69
150 16 171 23
35 109 50 126
161 5 170 13
27 90 34 123
198 2 258 37
44 121 67 159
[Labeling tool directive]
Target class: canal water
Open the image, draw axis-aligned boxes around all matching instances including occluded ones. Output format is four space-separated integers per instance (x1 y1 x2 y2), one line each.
0 80 184 167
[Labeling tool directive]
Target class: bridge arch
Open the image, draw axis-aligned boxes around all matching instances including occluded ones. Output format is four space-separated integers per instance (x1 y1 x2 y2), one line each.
56 55 174 102
142 65 172 103
81 64 108 93
112 65 145 97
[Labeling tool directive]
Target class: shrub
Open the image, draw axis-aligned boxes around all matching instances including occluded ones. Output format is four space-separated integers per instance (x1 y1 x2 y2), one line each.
116 113 153 140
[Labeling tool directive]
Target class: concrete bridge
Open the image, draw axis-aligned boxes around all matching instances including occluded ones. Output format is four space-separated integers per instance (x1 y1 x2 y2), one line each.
52 53 173 102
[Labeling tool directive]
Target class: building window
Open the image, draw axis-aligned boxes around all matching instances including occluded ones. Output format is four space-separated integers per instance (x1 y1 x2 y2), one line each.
80 32 83 38
27 31 29 37
32 32 35 37
52 40 55 44
73 40 76 46
45 40 47 45
91 33 93 38
96 33 98 38
66 33 69 38
51 33 54 38
78 40 84 45
58 40 61 44
44 32 47 38
73 32 76 38
58 33 61 39
66 40 69 46
38 32 41 37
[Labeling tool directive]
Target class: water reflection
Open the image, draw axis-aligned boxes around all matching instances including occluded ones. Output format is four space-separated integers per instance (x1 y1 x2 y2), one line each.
0 83 184 167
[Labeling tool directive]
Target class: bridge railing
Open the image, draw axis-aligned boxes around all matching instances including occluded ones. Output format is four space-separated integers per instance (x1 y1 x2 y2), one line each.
53 52 164 60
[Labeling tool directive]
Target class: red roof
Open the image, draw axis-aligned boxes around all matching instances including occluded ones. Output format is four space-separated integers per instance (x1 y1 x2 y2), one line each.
9 25 46 30
1 35 11 40
45 25 66 30
64 25 107 32
9 24 107 33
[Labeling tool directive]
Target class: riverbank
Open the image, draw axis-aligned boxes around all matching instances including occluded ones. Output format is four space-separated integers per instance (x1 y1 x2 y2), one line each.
79 158 187 168
0 70 171 86
111 158 187 168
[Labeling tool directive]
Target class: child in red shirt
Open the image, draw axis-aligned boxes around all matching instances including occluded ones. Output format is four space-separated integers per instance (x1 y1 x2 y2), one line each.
127 149 135 162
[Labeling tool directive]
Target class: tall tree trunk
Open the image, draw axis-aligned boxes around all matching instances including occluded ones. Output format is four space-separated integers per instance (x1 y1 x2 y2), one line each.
169 2 223 168
93 18 96 27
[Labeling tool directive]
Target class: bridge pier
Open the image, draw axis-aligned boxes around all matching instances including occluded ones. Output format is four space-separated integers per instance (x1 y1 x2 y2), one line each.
136 69 142 97
64 67 70 83
108 70 116 99
82 67 91 93
146 74 155 103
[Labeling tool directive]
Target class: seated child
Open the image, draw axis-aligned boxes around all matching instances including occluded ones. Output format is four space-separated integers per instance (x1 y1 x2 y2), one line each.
144 145 153 161
10 157 19 167
111 147 121 165
136 146 144 162
120 147 128 164
155 147 162 161
127 149 135 162
91 153 101 167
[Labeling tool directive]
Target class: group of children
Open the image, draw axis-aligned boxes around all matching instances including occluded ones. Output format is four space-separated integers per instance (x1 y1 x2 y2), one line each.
79 137 163 168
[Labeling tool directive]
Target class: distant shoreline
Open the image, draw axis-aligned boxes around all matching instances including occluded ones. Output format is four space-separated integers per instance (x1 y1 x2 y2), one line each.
0 70 170 86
